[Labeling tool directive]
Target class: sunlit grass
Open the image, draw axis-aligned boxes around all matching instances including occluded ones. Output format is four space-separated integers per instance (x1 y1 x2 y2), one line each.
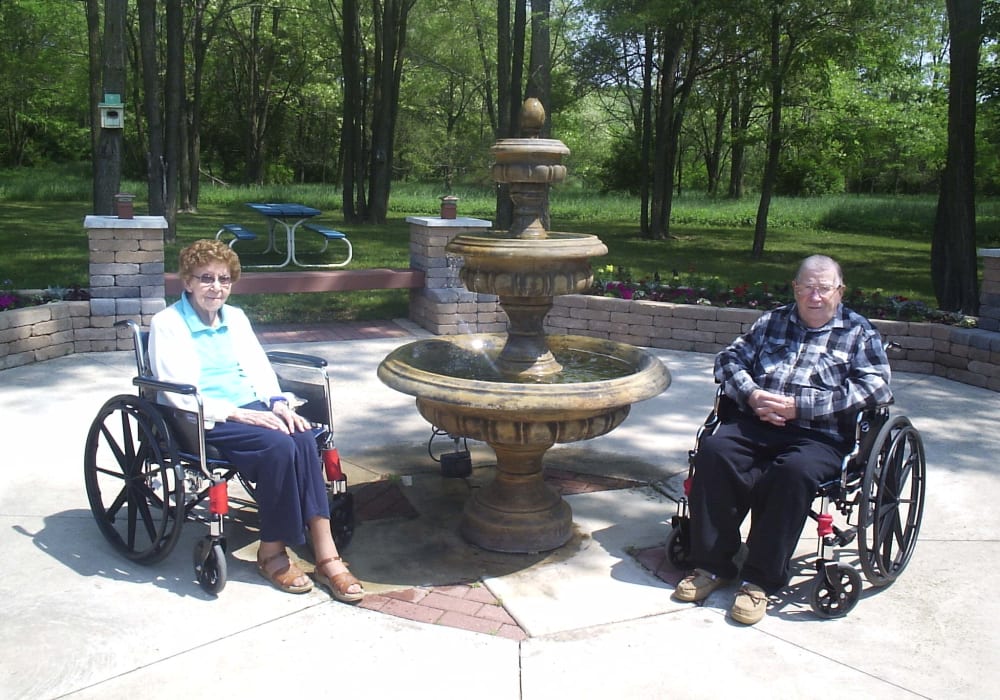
1 171 994 323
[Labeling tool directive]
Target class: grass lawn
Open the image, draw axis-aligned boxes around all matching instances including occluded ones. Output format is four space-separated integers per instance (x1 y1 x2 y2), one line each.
2 170 996 324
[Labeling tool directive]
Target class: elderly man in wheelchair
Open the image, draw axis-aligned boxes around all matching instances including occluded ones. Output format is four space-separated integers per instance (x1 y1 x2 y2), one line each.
667 255 924 624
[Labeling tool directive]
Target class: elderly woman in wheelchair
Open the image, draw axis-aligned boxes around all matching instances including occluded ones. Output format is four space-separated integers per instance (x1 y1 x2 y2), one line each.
113 239 361 600
667 255 924 623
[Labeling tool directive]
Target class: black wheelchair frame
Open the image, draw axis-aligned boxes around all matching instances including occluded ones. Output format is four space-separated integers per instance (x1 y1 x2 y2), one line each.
83 319 353 595
665 387 926 618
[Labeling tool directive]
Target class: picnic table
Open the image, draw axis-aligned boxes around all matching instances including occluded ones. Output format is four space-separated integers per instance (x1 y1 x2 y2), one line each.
219 202 352 269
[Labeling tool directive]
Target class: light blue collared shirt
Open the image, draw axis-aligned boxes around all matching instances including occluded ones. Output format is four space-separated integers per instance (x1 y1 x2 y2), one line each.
176 293 258 408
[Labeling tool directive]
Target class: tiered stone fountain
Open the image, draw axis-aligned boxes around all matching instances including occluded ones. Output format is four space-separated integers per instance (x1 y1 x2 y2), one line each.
378 100 670 553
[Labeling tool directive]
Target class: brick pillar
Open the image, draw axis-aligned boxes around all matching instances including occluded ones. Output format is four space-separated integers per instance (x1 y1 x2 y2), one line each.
978 248 1000 332
84 215 168 350
406 215 506 335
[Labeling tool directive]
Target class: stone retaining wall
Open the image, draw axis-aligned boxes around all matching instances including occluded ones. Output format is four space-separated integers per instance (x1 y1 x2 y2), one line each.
0 216 167 370
0 300 91 369
543 295 1000 391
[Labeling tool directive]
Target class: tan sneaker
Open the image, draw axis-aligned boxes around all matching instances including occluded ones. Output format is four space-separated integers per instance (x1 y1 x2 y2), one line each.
731 583 768 625
674 568 731 602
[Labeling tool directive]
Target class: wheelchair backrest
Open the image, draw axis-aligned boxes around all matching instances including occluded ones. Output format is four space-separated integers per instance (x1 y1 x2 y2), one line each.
851 406 889 471
119 319 152 377
268 365 330 425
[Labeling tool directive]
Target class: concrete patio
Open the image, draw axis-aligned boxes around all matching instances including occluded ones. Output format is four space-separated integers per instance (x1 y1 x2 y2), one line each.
1 319 996 699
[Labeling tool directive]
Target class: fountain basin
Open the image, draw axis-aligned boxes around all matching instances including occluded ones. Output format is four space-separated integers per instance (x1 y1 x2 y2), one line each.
448 231 607 298
379 333 667 411
378 334 670 552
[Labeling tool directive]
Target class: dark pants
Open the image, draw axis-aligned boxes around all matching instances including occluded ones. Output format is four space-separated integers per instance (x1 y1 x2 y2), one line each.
688 414 845 594
206 402 329 545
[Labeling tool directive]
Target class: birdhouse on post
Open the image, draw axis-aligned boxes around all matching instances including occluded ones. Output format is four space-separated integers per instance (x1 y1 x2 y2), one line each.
99 93 124 129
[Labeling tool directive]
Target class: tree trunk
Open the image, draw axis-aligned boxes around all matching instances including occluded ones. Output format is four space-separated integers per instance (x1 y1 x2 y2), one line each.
495 0 527 232
649 33 681 239
94 0 126 215
368 0 412 224
137 0 165 220
932 0 982 313
186 0 229 211
728 70 749 199
659 27 700 235
470 0 496 133
242 6 275 185
85 0 101 165
340 0 364 222
704 95 726 195
163 0 183 239
752 10 783 258
526 0 551 136
639 25 653 234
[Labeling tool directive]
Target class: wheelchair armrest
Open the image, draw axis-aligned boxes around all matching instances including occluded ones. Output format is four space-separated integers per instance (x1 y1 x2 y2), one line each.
266 351 328 369
133 376 199 396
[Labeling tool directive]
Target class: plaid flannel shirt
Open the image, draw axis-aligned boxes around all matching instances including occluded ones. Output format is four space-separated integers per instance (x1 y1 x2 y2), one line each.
715 303 893 443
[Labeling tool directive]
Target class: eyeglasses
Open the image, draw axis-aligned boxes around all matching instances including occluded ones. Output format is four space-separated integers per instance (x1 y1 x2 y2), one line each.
795 283 842 298
195 274 232 287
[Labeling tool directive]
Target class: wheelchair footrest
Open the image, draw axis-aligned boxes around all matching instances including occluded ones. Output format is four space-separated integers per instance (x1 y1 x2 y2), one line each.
824 526 857 548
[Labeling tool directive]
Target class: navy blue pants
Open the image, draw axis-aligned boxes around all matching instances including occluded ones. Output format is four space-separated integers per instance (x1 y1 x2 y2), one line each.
688 415 845 594
206 402 329 546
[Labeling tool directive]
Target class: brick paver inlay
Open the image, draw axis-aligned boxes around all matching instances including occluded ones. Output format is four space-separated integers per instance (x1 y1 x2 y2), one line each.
359 583 527 641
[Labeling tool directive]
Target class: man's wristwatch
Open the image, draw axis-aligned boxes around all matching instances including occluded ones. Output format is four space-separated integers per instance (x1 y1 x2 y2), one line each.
268 396 288 410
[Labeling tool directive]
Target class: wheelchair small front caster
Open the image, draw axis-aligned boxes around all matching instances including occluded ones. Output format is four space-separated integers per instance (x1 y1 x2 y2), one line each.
328 490 355 552
665 517 693 571
809 561 862 618
193 537 228 595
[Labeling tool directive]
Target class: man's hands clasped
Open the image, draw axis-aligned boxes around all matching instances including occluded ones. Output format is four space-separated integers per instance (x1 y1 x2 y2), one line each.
749 389 796 427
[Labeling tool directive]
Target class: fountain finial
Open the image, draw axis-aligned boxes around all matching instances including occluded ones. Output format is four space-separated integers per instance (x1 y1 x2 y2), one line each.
520 98 546 137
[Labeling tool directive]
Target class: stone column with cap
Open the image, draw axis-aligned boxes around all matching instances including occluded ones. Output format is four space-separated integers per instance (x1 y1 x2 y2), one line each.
84 215 168 350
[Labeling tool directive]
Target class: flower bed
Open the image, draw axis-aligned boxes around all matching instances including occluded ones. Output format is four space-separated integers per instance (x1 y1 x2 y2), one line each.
589 265 977 327
1 279 91 311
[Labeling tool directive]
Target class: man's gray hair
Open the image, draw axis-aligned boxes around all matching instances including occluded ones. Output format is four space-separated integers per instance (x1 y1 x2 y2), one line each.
796 255 843 285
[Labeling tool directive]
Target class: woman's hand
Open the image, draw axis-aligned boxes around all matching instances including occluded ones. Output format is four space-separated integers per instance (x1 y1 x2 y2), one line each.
230 402 311 434
271 400 312 433
749 389 797 427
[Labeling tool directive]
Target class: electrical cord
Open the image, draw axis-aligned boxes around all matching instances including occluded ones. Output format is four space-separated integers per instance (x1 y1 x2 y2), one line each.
427 425 468 463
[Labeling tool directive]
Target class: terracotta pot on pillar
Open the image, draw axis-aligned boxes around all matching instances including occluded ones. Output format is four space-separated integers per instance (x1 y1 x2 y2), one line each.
114 193 135 219
440 196 458 219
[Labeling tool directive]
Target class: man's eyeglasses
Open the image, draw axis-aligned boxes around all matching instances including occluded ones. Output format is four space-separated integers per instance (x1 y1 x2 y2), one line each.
795 283 842 298
195 274 232 287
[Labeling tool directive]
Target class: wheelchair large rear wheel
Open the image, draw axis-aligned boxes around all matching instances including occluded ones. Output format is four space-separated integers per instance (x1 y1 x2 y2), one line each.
857 415 926 586
84 395 185 564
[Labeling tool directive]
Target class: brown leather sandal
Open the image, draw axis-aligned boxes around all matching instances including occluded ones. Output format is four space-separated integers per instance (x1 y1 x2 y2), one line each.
257 549 314 594
313 556 365 603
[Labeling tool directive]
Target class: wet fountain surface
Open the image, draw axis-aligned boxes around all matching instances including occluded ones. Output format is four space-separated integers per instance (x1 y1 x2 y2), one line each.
378 98 670 553
381 333 663 390
390 337 636 384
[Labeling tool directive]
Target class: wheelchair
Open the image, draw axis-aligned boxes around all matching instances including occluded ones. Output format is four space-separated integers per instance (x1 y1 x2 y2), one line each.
83 319 354 595
665 387 926 618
